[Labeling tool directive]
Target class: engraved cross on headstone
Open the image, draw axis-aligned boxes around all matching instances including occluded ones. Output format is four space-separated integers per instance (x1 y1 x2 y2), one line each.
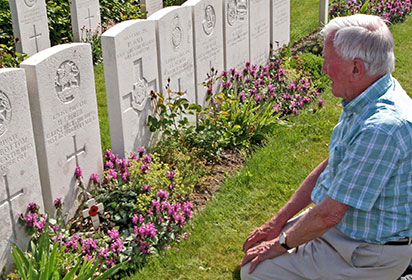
0 175 24 241
122 58 157 113
85 8 94 30
29 24 42 53
66 135 86 166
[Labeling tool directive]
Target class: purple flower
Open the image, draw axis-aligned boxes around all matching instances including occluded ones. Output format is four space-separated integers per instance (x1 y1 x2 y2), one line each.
140 163 150 174
54 197 62 209
318 98 324 107
255 95 262 102
267 84 275 93
157 189 169 200
167 170 176 180
137 146 146 157
222 80 232 88
142 184 152 192
98 248 109 259
75 166 82 178
239 91 246 101
26 213 37 227
139 241 151 254
105 160 114 169
143 155 153 164
122 172 130 181
137 222 157 238
34 218 46 231
90 173 99 183
27 202 39 213
108 228 119 240
107 169 118 180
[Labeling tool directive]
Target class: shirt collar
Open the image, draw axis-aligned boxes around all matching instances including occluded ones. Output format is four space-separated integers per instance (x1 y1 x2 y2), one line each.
342 74 393 114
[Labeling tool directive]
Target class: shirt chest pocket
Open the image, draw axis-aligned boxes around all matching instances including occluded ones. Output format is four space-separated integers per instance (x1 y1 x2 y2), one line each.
329 145 346 178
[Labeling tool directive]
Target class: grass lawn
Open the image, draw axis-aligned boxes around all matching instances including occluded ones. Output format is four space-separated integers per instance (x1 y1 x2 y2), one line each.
127 10 412 280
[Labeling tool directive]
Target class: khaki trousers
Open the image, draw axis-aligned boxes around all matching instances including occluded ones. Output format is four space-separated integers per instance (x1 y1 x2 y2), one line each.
241 211 412 280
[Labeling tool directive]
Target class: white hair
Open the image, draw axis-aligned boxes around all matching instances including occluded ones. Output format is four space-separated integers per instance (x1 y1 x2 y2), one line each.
321 14 395 76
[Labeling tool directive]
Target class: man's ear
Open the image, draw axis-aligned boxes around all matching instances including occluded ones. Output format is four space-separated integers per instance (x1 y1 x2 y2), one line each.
352 58 365 81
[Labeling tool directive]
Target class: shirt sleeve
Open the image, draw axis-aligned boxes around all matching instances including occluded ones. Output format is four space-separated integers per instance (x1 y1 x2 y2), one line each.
327 127 400 212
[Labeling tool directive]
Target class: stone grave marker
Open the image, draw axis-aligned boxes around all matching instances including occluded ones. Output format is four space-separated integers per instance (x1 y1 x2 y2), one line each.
223 0 249 70
102 20 158 156
0 68 44 272
319 0 329 25
270 0 290 50
149 6 196 108
70 0 102 41
20 43 103 216
8 0 51 56
249 0 270 66
183 0 224 107
141 0 163 18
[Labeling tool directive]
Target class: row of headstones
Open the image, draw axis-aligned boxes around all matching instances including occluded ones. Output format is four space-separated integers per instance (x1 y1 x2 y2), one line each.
101 0 291 157
8 0 164 57
1 0 330 273
0 0 291 272
0 43 102 272
9 0 102 56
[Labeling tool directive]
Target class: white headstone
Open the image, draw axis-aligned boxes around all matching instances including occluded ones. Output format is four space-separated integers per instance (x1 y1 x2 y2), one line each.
102 20 158 156
319 0 329 25
20 43 103 216
249 0 270 66
70 0 102 42
0 68 44 272
8 0 51 56
223 0 249 70
270 0 290 50
141 0 163 18
149 6 196 106
183 0 224 107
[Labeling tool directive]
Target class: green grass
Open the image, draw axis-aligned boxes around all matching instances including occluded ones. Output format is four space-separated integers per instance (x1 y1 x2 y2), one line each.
127 90 341 280
391 16 412 97
126 11 412 280
290 0 320 44
94 63 110 153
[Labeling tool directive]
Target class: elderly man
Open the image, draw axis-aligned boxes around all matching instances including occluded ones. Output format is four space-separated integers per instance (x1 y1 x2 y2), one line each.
241 14 412 280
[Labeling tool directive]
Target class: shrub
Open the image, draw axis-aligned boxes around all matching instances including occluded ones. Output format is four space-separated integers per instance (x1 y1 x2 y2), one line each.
148 51 325 161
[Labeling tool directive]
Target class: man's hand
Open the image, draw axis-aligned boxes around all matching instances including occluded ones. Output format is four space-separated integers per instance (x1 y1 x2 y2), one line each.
241 238 288 274
242 222 283 252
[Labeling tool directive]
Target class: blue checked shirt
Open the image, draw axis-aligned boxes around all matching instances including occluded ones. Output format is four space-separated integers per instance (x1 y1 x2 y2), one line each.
311 74 412 244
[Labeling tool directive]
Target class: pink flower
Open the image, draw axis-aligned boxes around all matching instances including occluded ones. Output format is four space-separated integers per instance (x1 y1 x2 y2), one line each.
90 173 99 183
108 228 119 240
157 189 169 200
75 166 82 178
318 98 324 107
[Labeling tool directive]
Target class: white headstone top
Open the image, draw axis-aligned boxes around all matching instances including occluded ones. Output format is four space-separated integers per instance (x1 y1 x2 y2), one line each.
141 0 163 18
20 43 103 216
70 0 102 41
271 0 290 50
249 0 270 66
0 68 43 273
102 20 159 156
223 0 250 70
8 0 51 56
149 6 196 107
183 0 224 107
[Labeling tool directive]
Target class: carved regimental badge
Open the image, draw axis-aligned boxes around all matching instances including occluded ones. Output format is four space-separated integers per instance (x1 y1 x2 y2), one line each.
171 15 183 49
0 91 12 137
203 5 216 36
131 78 149 111
227 0 248 26
227 0 237 26
24 0 37 8
55 61 80 104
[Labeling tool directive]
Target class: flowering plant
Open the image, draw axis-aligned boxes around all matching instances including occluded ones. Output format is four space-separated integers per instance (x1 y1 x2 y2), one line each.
329 0 412 23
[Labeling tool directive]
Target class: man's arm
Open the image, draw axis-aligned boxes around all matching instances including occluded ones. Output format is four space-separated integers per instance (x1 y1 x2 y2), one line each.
243 158 329 252
241 195 349 274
